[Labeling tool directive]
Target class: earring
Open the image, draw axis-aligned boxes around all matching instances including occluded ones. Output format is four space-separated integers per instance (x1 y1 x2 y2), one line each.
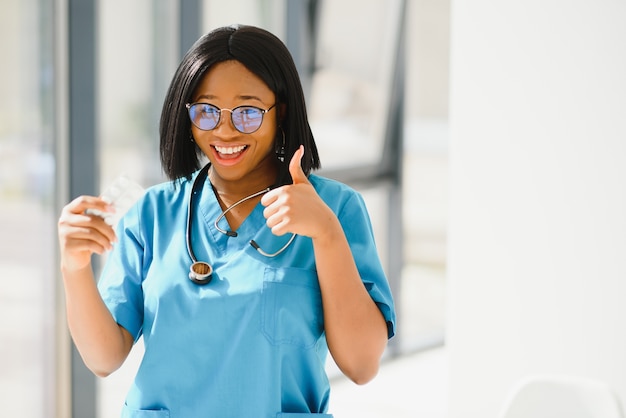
190 134 195 143
276 127 286 162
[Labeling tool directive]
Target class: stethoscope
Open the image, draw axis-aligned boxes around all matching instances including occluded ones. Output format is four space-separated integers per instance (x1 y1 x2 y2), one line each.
186 164 296 285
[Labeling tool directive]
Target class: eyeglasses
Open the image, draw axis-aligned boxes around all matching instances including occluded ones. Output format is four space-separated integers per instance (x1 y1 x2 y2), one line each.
186 102 276 134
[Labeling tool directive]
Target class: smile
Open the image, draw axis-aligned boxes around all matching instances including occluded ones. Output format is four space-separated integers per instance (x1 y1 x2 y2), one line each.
214 145 247 155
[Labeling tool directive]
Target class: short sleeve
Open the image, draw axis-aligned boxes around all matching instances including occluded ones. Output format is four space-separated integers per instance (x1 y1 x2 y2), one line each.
97 203 146 342
337 192 397 339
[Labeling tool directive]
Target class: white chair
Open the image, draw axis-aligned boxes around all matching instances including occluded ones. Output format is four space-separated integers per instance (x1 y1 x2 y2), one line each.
499 374 625 418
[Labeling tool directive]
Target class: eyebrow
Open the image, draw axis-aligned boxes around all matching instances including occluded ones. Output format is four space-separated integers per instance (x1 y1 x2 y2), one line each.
194 94 266 103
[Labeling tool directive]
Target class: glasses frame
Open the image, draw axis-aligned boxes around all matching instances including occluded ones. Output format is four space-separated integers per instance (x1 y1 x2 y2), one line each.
186 102 276 134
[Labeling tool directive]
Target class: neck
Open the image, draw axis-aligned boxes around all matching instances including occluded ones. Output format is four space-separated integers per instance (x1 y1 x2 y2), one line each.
207 165 276 230
208 167 277 203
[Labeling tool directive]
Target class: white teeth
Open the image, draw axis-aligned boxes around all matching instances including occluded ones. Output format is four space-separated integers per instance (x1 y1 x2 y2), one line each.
214 145 246 155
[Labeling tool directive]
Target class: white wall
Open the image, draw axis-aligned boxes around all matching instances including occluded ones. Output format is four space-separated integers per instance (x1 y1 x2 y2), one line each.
446 1 626 417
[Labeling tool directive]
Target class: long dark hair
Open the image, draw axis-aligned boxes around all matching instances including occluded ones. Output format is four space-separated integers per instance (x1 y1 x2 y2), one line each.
159 24 320 185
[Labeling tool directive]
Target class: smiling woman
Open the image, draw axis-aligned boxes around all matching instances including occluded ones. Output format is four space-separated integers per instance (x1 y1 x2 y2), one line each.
58 24 396 417
1 0 443 416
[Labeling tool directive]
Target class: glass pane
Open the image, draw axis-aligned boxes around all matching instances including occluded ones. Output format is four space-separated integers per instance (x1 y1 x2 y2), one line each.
98 0 169 190
400 0 451 351
309 0 404 170
0 1 56 416
202 0 284 33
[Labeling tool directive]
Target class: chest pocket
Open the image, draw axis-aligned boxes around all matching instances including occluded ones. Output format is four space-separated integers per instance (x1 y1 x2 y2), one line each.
121 405 170 417
261 267 324 348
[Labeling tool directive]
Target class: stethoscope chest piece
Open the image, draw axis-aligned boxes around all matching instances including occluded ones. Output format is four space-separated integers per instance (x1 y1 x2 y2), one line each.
189 261 213 285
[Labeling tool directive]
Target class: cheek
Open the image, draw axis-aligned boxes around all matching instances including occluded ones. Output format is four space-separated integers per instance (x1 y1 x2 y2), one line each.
190 131 213 155
255 127 277 151
255 137 277 161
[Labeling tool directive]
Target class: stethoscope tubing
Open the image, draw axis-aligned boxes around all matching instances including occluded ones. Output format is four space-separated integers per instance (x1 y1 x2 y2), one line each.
186 164 211 266
186 164 213 284
186 163 296 285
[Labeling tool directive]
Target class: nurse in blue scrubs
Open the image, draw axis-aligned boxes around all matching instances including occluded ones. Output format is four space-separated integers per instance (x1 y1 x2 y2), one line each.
58 24 396 417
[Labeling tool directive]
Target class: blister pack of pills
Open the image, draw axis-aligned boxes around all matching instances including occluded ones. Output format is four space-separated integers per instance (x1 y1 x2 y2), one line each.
88 174 146 226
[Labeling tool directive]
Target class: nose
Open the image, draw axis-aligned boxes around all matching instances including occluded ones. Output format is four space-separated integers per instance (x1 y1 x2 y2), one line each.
213 108 237 134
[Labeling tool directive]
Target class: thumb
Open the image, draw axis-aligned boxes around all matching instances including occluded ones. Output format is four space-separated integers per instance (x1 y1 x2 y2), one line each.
289 145 309 184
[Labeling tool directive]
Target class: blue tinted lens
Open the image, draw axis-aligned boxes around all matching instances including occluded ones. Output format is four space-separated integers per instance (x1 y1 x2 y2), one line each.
189 104 220 130
232 107 264 133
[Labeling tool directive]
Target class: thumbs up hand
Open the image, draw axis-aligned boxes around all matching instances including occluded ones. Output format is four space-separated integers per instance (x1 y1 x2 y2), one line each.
261 145 335 239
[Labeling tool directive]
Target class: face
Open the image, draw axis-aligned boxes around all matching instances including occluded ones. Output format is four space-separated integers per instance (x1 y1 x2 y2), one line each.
189 60 279 188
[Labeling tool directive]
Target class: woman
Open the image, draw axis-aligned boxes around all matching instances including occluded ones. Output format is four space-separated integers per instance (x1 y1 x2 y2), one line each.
58 24 395 417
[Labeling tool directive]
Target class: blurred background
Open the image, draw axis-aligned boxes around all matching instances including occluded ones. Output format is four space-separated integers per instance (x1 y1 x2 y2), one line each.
1 0 625 417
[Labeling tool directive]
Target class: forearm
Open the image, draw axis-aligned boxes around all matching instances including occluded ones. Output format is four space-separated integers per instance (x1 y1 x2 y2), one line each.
313 218 388 385
62 265 132 377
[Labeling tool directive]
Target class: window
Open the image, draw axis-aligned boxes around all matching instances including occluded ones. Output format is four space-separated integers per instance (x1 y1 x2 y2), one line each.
0 1 57 415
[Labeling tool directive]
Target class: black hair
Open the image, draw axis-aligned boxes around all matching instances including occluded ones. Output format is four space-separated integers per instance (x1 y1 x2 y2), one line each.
159 24 320 185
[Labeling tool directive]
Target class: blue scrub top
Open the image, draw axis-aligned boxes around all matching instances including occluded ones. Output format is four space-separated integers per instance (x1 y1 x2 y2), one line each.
98 172 396 418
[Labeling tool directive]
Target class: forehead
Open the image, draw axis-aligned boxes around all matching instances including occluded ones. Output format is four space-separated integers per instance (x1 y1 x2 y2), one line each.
193 60 274 102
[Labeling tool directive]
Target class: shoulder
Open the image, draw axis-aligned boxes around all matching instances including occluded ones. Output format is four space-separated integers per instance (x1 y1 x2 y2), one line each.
308 173 357 197
141 175 194 205
308 174 364 212
118 175 196 237
128 175 195 224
